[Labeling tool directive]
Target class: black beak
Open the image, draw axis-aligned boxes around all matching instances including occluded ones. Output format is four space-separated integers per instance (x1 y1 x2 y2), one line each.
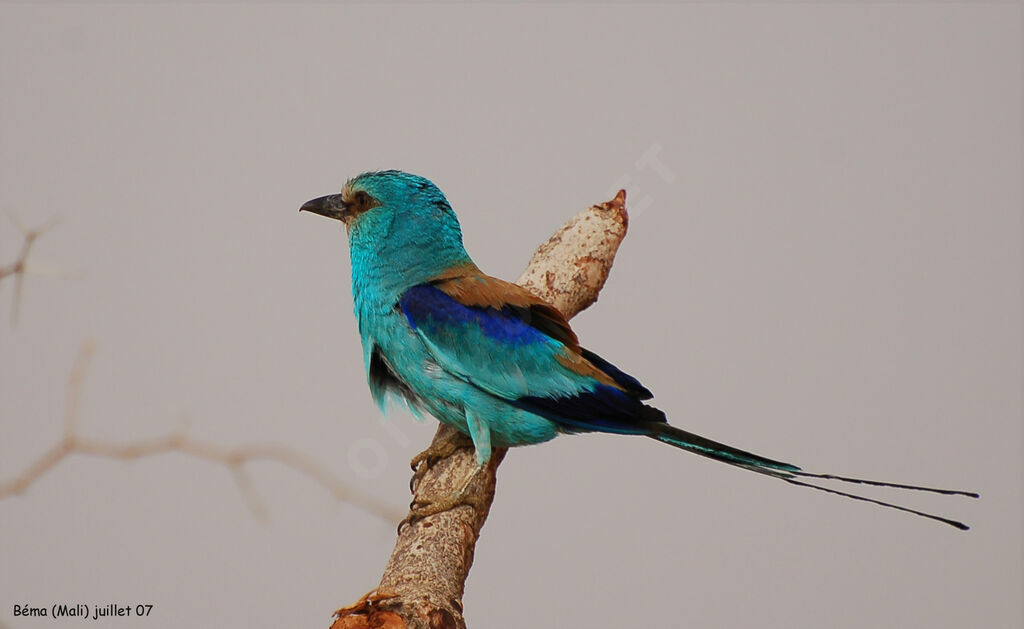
299 194 349 222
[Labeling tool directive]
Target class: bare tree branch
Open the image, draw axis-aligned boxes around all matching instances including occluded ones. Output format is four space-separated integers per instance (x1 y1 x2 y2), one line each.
0 342 405 524
332 191 630 629
0 212 60 326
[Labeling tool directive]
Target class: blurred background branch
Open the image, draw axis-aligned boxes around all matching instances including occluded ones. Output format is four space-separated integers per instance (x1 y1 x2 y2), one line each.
1 212 60 326
1 227 404 524
0 341 404 523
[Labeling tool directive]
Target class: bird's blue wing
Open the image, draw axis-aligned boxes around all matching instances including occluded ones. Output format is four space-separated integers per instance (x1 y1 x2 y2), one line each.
397 275 665 435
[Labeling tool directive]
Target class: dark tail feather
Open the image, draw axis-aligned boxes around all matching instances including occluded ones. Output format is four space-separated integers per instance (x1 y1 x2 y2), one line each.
790 470 979 498
649 423 801 472
648 423 978 531
780 474 972 530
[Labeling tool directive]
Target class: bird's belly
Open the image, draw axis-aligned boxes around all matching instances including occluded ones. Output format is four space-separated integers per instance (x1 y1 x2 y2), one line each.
368 316 559 448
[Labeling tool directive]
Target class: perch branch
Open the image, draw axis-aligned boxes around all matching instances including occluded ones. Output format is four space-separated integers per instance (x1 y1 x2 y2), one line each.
332 191 630 629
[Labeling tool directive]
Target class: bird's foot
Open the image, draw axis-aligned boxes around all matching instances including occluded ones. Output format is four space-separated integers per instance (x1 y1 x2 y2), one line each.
399 463 485 533
408 429 474 492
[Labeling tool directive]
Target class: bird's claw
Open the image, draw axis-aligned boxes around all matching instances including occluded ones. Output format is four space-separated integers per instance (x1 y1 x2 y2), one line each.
408 431 473 492
399 460 487 533
398 488 487 533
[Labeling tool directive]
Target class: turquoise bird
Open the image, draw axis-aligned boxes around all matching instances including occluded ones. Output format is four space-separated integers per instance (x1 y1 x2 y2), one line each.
301 170 977 529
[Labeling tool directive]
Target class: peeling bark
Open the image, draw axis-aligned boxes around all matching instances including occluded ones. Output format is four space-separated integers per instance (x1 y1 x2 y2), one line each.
332 191 630 629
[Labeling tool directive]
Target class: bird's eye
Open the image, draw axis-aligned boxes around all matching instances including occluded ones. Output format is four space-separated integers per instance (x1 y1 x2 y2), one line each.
349 190 380 215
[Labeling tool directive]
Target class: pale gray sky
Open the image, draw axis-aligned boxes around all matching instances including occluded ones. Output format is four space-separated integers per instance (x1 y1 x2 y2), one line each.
1 5 1020 629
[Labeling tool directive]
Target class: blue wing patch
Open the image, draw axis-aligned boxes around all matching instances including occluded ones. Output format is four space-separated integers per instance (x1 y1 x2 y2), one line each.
398 282 667 435
400 284 546 347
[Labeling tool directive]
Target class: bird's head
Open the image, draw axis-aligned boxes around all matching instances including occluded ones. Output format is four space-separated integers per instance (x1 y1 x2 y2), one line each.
301 170 457 229
301 171 473 284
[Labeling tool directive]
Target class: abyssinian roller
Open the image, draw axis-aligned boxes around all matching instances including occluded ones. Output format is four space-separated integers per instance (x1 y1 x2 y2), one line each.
301 170 977 529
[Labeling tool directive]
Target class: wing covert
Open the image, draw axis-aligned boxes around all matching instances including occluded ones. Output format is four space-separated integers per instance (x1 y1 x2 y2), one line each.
396 272 666 435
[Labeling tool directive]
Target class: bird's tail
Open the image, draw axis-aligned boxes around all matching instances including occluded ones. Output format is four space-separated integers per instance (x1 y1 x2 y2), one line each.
648 423 979 530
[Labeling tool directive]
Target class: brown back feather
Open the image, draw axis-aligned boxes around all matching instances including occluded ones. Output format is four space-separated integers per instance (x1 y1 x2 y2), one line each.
428 266 624 390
